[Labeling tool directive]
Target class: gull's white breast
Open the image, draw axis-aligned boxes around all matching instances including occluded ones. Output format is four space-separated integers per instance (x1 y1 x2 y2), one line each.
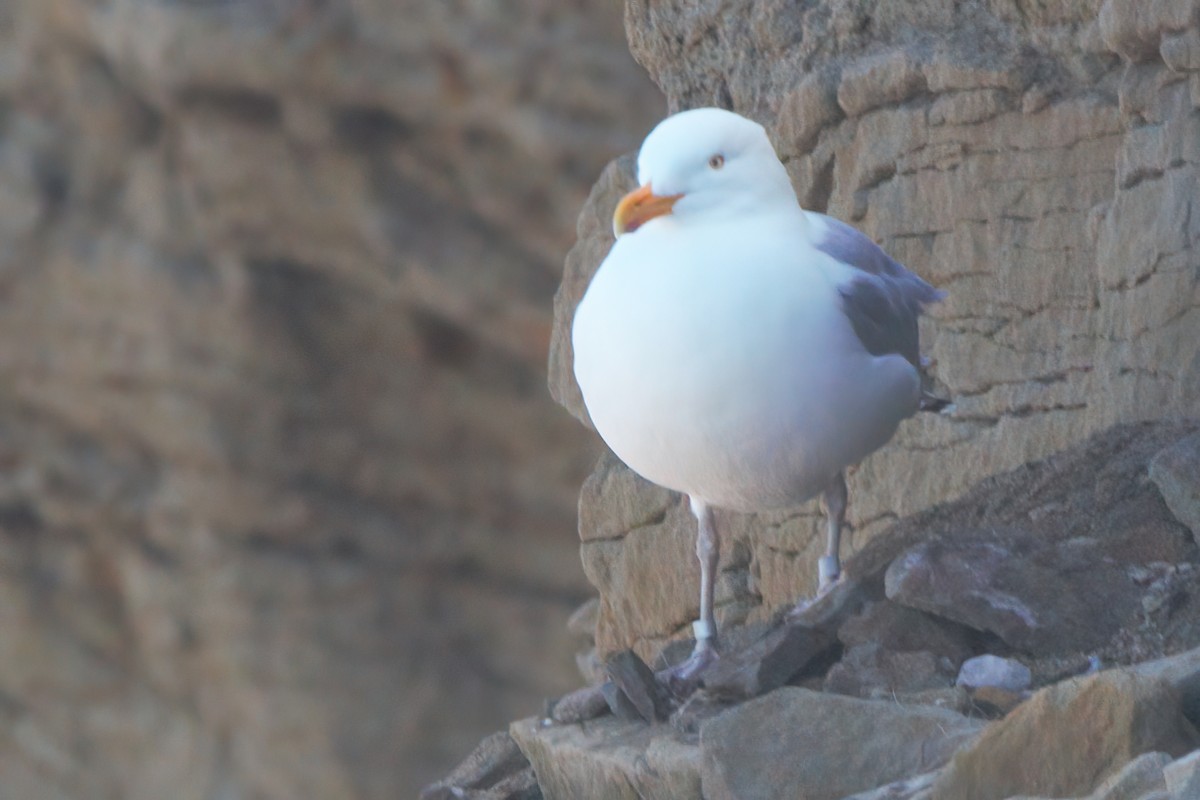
572 211 920 512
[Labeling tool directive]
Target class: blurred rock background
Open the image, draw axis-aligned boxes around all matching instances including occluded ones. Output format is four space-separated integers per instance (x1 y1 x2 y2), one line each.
0 1 661 797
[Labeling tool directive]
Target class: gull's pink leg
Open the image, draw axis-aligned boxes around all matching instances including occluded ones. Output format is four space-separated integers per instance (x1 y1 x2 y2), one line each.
658 496 719 694
817 471 848 594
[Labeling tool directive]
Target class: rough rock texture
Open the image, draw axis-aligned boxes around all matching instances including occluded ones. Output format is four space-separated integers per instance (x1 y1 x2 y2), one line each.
1087 751 1171 800
1164 750 1200 797
856 420 1200 672
511 716 702 800
1150 433 1200 541
511 686 982 800
0 1 662 798
454 421 1200 798
550 0 1200 665
929 670 1199 800
700 687 983 800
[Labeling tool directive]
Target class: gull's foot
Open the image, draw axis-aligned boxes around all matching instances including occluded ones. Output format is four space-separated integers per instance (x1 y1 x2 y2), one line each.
656 643 718 698
785 558 848 623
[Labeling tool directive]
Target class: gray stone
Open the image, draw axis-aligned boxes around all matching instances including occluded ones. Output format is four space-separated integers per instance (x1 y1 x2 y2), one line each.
1150 433 1200 542
1161 30 1200 73
825 644 954 699
701 622 835 700
930 669 1200 800
1099 0 1196 62
842 770 939 800
837 50 928 117
1087 750 1169 800
605 650 671 724
1131 645 1200 724
838 601 974 664
884 521 1184 656
957 655 1033 692
511 716 701 800
551 686 610 725
1163 749 1200 797
700 687 983 800
421 731 537 800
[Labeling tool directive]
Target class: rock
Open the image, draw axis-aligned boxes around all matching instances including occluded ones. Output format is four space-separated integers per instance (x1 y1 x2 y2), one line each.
880 423 1200 659
837 50 928 117
1161 30 1200 73
957 655 1033 692
511 716 701 800
700 687 983 800
556 0 1200 673
701 622 835 700
601 682 647 723
897 686 975 716
841 771 939 800
1163 749 1200 797
1150 433 1200 542
420 731 539 800
567 598 601 639
930 669 1200 800
1087 750 1170 800
969 686 1028 717
669 691 737 738
552 685 610 725
838 601 974 664
1099 0 1196 62
886 524 1170 655
824 645 955 699
1131 644 1200 724
605 650 670 724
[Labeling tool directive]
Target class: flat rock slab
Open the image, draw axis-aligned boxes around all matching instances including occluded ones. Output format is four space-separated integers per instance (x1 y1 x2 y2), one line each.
701 621 835 700
930 668 1200 800
700 687 983 800
606 649 671 722
885 521 1185 655
511 716 701 800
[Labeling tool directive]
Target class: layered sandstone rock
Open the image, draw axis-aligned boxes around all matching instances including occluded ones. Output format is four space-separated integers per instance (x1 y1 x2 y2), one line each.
549 0 1200 665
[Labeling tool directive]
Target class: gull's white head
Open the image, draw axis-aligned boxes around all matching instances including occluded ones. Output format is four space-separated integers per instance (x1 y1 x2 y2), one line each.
613 107 798 237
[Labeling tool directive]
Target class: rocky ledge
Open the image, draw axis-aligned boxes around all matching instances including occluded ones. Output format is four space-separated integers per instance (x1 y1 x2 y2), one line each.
424 420 1200 799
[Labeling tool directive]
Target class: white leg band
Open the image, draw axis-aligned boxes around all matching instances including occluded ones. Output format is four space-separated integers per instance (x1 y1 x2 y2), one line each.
692 619 715 641
818 556 840 586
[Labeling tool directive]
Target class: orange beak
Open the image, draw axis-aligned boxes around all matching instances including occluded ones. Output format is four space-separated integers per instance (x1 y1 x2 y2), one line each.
612 183 683 236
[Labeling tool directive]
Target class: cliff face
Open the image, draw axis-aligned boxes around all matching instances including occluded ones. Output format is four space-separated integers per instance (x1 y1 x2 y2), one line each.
454 0 1200 796
0 2 661 797
549 0 1200 665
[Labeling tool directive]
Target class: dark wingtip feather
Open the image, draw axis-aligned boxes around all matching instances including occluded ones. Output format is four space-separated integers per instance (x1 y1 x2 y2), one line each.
919 393 954 413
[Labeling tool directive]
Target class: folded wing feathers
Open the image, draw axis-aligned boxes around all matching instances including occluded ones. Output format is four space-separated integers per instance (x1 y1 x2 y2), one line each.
813 214 944 369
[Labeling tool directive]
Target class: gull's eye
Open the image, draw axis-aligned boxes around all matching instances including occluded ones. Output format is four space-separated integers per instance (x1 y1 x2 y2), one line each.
708 153 725 170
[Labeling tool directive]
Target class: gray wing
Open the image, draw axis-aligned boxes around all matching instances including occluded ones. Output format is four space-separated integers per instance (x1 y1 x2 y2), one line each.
812 214 944 368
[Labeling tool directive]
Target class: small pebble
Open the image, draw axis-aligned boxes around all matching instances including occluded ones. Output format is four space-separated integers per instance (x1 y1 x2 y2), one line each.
956 654 1032 692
